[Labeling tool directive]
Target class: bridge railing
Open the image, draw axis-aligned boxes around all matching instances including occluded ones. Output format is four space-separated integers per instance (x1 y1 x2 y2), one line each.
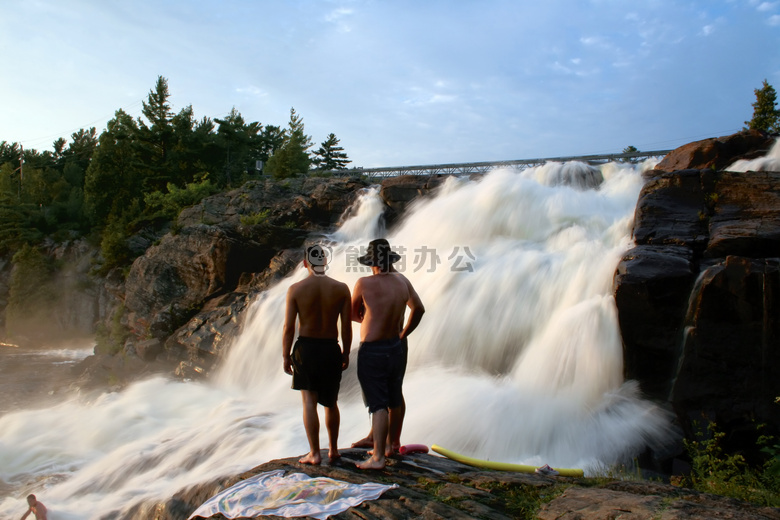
319 150 672 178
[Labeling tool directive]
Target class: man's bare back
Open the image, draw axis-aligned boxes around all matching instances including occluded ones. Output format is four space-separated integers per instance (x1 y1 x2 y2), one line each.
352 273 411 342
287 274 351 340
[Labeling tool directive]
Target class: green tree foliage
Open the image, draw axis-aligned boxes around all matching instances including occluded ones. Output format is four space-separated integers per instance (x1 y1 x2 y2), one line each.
265 107 312 179
312 133 351 171
0 188 44 253
214 107 266 186
621 145 639 164
142 176 218 222
0 77 350 270
137 76 176 190
745 79 780 133
84 109 143 225
0 141 23 168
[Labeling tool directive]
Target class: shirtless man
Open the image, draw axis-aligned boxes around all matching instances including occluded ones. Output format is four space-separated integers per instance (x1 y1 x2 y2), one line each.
352 239 425 470
283 244 352 465
20 494 47 520
351 265 417 452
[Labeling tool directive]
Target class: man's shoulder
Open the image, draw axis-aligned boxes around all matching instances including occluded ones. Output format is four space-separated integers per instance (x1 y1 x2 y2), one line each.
328 276 350 292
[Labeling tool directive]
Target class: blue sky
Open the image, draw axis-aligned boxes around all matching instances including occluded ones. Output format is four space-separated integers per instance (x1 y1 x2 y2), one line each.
1 0 779 167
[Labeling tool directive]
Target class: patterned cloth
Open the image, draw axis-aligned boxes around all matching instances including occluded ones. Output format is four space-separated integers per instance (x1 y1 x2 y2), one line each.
188 470 398 520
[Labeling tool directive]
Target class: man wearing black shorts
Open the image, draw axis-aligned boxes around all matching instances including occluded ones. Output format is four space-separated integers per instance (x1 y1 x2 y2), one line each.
283 244 352 465
352 239 425 470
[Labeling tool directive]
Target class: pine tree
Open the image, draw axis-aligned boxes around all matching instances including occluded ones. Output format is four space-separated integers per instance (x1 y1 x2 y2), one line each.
138 76 175 190
312 133 351 171
84 109 143 225
745 79 780 133
265 107 312 179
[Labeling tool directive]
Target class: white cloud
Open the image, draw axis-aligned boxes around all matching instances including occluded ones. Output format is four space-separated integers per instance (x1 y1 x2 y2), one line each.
757 2 777 12
324 7 354 32
700 24 715 35
403 92 457 107
325 7 353 22
236 86 267 97
769 14 780 24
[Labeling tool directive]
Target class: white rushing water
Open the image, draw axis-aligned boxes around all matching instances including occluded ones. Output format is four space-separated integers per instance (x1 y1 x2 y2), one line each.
0 161 676 519
728 137 780 171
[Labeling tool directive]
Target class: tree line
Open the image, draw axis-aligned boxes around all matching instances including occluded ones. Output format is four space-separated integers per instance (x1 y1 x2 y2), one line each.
1 76 778 272
0 76 351 268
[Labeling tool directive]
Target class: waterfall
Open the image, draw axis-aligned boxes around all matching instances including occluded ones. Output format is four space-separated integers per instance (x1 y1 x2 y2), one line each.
0 160 675 519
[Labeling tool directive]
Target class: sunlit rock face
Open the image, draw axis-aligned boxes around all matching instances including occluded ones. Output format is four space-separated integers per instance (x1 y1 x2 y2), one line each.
654 129 774 173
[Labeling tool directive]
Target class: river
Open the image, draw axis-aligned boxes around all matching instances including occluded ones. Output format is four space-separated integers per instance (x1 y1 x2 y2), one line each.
0 160 676 519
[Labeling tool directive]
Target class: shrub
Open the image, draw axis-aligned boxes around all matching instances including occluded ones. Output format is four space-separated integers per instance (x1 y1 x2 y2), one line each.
676 421 780 506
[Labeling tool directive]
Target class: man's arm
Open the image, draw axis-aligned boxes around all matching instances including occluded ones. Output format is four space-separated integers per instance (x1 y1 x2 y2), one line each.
340 285 353 370
351 278 365 323
20 508 31 520
400 284 425 340
282 287 297 374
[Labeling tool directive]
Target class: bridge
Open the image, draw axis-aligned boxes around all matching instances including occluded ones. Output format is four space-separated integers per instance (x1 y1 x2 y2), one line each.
323 149 672 178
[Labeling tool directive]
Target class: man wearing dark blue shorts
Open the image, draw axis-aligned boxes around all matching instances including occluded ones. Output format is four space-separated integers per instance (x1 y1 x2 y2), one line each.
352 239 425 470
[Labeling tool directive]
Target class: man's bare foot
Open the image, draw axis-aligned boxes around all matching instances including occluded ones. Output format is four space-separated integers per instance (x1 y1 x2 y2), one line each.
328 449 341 463
356 456 386 470
351 435 373 448
299 452 322 465
385 442 401 458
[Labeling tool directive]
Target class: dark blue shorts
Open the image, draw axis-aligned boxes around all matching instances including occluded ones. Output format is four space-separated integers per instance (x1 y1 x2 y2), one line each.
291 336 342 407
357 337 408 413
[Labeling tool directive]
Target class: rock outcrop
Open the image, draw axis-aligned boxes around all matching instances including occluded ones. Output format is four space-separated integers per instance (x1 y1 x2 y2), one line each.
614 131 780 460
121 174 448 374
133 449 780 520
654 129 774 173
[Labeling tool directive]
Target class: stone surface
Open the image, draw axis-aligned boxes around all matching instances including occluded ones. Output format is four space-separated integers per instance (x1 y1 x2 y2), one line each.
128 450 780 520
614 137 780 460
654 130 774 173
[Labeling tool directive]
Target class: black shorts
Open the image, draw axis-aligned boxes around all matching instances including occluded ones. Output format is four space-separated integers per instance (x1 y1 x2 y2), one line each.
291 336 342 407
357 337 408 413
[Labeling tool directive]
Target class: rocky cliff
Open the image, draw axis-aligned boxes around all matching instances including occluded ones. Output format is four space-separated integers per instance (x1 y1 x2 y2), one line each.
614 130 780 463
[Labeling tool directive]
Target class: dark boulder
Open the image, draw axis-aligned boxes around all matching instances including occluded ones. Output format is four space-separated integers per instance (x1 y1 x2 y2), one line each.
614 134 780 458
671 256 780 444
379 174 447 225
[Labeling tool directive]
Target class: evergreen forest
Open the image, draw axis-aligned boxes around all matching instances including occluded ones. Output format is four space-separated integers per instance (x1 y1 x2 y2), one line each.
0 76 351 270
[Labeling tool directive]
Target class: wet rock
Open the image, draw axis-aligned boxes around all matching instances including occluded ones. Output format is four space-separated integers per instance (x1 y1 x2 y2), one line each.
614 135 780 461
379 174 447 225
138 450 780 520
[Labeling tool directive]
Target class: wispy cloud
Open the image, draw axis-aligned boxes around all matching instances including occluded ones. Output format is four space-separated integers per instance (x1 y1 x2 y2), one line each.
236 86 267 98
325 7 354 32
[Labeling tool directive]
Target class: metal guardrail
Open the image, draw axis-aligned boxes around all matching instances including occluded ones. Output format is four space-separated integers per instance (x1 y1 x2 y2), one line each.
321 150 672 178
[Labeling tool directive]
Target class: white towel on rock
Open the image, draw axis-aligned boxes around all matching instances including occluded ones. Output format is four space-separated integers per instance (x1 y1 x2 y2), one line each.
188 469 398 520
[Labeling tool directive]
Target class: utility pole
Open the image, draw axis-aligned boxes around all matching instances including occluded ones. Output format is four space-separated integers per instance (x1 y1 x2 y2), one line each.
19 144 23 197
